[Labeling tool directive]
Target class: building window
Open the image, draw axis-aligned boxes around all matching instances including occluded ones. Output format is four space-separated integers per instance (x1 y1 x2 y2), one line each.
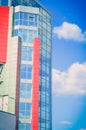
21 46 33 61
19 123 31 130
20 64 32 79
19 103 31 119
14 29 37 44
14 12 38 27
20 83 32 99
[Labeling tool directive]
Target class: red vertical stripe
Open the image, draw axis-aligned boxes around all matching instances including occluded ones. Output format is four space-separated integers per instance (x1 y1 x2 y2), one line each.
32 38 40 130
0 6 9 63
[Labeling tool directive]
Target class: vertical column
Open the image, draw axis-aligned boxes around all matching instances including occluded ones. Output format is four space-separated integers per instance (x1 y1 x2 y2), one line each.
15 40 21 130
32 38 40 130
0 6 9 63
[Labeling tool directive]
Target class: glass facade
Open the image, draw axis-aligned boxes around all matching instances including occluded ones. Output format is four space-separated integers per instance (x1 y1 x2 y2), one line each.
13 3 52 129
13 9 39 130
20 83 32 99
19 123 31 130
38 7 52 130
10 0 41 7
14 29 37 43
21 47 33 61
20 64 32 79
19 103 31 119
14 12 38 27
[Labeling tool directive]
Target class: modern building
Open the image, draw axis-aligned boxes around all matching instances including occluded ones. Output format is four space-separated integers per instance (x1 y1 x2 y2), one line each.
0 111 16 130
0 0 52 130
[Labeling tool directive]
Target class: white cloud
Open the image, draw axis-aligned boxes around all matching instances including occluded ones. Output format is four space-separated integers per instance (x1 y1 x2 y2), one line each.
53 22 86 42
52 62 86 96
60 121 72 125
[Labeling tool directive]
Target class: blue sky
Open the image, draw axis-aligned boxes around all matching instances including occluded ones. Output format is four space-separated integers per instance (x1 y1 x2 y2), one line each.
40 0 86 130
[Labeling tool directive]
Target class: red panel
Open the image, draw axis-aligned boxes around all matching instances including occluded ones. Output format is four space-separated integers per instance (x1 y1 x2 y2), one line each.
32 38 40 130
0 6 9 63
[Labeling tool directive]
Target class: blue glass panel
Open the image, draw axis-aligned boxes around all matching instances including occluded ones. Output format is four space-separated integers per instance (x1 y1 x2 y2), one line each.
19 103 25 110
29 21 34 26
20 20 23 25
24 13 28 19
23 20 28 26
14 29 18 36
22 35 27 42
15 12 19 19
21 64 27 71
19 123 25 130
15 20 19 25
20 83 32 98
18 29 22 36
20 12 24 19
19 111 25 118
34 31 37 37
19 123 31 130
27 84 31 90
27 66 32 72
27 73 32 79
20 91 31 99
20 90 25 98
14 12 38 27
25 91 31 98
21 54 26 60
26 103 31 110
26 124 31 130
20 72 26 79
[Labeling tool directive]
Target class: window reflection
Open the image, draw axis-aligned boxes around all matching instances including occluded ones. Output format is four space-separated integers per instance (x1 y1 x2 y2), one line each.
20 83 32 99
20 64 32 79
14 29 37 44
14 12 38 27
19 103 31 119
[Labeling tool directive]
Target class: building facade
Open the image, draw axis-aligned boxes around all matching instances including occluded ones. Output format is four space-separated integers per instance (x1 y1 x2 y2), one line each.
0 0 52 130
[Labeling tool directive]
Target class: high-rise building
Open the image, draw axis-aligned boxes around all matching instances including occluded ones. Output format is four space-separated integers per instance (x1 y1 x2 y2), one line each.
0 0 52 130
